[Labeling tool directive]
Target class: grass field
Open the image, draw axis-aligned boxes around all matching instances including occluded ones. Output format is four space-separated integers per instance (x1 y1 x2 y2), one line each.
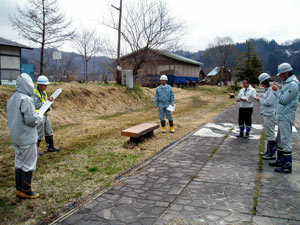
0 83 235 225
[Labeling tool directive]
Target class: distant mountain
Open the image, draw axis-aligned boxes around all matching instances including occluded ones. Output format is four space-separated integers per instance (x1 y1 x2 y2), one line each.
175 38 300 76
21 48 115 81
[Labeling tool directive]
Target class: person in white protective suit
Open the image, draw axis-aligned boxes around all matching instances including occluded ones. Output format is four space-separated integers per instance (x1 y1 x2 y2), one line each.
7 73 43 199
256 73 277 160
33 75 60 155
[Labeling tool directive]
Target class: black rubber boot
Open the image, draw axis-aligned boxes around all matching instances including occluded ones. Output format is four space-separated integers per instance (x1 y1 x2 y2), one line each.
263 141 277 160
45 136 60 152
15 168 22 197
236 126 244 138
37 140 43 156
269 149 284 167
275 154 292 173
19 171 40 199
244 126 251 139
161 120 166 127
260 142 270 156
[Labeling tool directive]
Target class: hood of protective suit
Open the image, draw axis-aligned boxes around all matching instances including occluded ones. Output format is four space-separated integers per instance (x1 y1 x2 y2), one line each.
16 73 34 96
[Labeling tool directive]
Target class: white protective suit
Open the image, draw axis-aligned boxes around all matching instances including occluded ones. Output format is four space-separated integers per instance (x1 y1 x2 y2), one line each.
7 73 42 171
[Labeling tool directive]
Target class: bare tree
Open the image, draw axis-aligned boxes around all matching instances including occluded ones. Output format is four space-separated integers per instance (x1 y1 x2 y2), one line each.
205 36 241 83
72 29 103 82
100 41 118 81
47 53 78 81
104 0 184 76
10 0 74 75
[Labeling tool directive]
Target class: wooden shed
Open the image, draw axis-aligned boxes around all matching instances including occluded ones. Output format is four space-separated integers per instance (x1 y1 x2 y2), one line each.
0 37 33 85
120 48 204 87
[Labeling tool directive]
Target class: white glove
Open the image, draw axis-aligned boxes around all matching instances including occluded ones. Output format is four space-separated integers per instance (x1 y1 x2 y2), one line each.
36 112 44 125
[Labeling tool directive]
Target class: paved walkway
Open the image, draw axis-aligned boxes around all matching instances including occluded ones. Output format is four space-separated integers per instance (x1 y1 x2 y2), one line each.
53 102 300 225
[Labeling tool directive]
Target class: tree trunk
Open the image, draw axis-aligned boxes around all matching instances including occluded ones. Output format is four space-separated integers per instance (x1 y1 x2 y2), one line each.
40 0 46 75
85 59 88 82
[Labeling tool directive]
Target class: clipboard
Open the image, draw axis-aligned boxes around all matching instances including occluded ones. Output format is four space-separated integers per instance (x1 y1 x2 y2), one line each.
37 88 62 116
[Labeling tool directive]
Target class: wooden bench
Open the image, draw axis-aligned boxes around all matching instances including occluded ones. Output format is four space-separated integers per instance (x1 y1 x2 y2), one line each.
121 123 160 142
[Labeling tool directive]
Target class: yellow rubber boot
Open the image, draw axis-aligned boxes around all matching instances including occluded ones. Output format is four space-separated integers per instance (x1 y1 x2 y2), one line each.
170 126 175 133
162 126 166 133
18 171 40 199
19 190 40 199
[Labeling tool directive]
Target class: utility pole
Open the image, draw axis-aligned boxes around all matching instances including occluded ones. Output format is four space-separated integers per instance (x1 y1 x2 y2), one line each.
112 0 122 84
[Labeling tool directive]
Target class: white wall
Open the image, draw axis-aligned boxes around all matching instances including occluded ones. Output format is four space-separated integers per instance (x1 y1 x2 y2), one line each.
1 56 20 69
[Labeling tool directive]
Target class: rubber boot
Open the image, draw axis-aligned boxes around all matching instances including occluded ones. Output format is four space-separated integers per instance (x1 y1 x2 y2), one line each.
275 153 292 173
19 171 40 199
161 120 166 133
262 141 277 160
15 168 22 197
45 136 60 152
169 121 175 133
260 142 270 156
244 126 251 139
236 126 244 137
269 149 284 167
37 140 43 156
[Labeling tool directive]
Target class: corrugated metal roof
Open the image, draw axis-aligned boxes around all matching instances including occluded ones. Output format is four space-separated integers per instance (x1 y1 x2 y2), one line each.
121 48 203 66
0 37 33 49
207 67 220 76
157 50 203 66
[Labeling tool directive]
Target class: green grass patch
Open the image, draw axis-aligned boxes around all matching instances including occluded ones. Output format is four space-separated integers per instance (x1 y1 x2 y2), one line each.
88 167 99 173
104 181 112 188
0 197 16 216
96 112 127 120
209 147 219 158
95 82 123 88
0 140 12 147
252 129 265 215
188 86 227 95
124 84 144 99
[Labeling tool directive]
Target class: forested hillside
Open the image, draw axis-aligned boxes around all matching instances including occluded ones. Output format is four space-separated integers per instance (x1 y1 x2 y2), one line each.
176 38 300 75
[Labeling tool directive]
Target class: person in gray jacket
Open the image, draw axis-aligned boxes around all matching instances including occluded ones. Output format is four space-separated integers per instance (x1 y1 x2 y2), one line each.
269 63 300 173
256 73 277 160
33 75 60 154
7 73 43 199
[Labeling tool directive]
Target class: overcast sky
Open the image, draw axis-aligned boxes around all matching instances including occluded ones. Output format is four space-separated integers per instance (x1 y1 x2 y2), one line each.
1 0 300 53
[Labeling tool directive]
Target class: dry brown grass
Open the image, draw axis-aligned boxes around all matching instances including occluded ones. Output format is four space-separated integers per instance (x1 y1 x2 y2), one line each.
0 83 235 225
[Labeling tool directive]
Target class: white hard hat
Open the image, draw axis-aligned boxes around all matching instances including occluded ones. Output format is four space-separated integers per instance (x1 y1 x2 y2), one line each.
258 73 271 84
160 75 168 81
37 75 50 85
277 63 293 76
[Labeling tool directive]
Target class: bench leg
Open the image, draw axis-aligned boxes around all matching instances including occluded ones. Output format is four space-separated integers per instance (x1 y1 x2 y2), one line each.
129 131 154 143
130 136 141 143
144 130 154 138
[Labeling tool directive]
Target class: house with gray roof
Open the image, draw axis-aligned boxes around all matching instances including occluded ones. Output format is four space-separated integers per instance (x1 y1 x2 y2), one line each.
0 37 33 85
120 48 204 87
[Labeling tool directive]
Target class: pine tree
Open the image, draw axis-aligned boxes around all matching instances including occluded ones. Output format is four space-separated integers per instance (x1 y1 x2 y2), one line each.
236 41 263 85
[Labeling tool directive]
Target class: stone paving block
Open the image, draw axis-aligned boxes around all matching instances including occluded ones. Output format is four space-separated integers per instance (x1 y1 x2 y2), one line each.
56 102 300 225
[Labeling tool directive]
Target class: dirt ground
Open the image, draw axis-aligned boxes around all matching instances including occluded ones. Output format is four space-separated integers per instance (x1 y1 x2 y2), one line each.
0 83 235 225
